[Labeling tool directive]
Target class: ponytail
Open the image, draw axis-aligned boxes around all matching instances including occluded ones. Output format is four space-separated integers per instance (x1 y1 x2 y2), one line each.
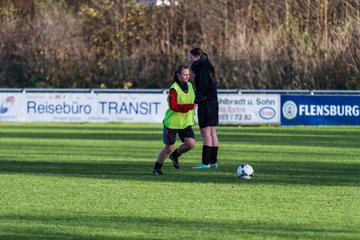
190 47 218 83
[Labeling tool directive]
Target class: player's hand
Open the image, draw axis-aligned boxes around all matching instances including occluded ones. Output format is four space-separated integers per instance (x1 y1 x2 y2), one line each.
195 95 206 104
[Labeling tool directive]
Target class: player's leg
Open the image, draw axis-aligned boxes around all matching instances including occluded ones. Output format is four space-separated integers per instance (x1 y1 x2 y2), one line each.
153 144 174 176
210 126 218 146
200 126 212 145
206 100 219 168
177 137 195 154
169 126 195 169
153 126 176 175
209 126 219 169
193 102 215 169
193 126 212 169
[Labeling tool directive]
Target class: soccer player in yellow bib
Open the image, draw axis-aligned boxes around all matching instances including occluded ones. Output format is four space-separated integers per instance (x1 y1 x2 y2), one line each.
153 65 196 176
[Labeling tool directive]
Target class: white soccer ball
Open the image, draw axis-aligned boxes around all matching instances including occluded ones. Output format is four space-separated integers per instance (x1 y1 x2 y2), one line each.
237 164 254 179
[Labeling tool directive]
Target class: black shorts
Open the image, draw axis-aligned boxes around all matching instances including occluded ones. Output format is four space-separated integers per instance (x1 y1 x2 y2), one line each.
197 100 219 129
163 125 195 145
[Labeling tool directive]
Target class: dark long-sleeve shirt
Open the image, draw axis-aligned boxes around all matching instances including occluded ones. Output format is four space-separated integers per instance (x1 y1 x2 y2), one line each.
191 58 218 102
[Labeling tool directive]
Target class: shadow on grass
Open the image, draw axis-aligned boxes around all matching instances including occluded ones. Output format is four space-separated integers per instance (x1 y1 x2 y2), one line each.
2 125 360 148
218 127 360 148
0 131 161 141
0 214 359 240
0 123 161 141
0 159 359 186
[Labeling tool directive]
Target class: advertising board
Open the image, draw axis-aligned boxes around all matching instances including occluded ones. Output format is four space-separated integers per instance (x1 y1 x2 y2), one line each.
0 92 280 125
281 95 360 125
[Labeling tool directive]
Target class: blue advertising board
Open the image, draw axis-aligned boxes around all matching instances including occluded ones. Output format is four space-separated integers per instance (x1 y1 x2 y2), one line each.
281 95 360 126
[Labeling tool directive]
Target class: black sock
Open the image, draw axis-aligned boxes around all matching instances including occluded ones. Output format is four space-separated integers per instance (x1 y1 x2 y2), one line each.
154 161 163 170
171 149 181 159
211 146 218 164
202 145 212 165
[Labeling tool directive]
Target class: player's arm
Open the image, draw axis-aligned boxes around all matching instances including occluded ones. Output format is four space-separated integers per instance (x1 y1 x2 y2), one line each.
169 88 194 113
194 67 209 103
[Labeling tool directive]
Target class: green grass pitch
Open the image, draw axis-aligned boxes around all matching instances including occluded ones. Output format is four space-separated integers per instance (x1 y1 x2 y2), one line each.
0 122 359 239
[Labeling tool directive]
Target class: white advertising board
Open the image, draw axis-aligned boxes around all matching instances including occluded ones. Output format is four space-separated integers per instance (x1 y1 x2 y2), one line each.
218 94 280 125
0 92 280 125
25 93 96 122
0 93 26 122
95 93 167 123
